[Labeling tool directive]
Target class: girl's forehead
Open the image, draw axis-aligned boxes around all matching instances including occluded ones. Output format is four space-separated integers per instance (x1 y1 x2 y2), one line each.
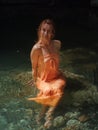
41 23 53 29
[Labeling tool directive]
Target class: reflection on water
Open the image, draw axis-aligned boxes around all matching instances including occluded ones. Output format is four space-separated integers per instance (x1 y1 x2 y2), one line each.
0 49 98 130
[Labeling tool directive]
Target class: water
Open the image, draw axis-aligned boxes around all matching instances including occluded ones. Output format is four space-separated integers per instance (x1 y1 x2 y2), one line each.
0 49 98 130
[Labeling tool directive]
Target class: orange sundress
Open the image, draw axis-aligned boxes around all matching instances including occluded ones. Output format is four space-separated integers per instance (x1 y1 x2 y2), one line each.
28 45 66 107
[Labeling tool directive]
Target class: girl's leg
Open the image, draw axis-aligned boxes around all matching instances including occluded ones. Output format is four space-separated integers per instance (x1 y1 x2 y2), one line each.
36 105 48 124
44 106 56 128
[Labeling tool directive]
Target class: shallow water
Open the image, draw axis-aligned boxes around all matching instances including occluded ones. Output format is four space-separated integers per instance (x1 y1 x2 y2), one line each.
0 49 98 130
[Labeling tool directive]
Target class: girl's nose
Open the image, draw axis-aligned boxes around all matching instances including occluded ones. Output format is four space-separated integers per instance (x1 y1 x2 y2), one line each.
44 31 48 35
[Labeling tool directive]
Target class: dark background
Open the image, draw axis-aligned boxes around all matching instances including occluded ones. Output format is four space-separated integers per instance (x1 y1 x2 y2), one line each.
0 0 98 52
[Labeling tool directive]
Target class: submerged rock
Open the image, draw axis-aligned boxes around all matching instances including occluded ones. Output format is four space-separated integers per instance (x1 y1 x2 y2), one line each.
53 116 65 127
59 70 98 107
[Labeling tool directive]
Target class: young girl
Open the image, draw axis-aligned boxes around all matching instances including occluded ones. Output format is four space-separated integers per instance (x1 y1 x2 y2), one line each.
28 19 66 128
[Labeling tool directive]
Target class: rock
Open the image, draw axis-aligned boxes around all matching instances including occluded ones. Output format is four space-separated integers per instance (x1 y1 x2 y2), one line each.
78 114 89 122
59 70 98 107
66 119 80 129
53 116 65 127
0 115 8 130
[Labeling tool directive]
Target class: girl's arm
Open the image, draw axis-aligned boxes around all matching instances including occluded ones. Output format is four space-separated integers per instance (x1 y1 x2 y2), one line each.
30 46 40 82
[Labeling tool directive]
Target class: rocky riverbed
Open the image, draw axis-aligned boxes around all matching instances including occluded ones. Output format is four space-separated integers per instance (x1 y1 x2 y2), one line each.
0 48 98 130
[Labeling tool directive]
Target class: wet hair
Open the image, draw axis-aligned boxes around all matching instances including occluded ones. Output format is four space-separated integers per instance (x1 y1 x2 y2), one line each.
37 19 55 39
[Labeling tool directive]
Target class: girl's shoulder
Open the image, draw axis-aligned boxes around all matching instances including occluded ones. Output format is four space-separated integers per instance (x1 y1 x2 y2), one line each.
30 43 42 55
32 42 43 51
52 40 61 50
33 43 41 49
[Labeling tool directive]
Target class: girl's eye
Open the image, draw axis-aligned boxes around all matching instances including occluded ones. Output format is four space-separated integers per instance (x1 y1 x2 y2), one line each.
41 28 46 32
43 29 46 32
41 28 52 34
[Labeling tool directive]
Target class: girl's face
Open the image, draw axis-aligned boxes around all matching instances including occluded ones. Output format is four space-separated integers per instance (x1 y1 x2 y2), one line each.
40 23 53 42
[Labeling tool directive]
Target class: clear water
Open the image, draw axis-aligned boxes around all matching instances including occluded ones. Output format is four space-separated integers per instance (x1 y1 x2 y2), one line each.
0 49 98 130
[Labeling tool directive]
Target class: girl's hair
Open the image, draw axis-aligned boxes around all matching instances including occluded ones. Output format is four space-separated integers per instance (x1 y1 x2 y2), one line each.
37 19 55 40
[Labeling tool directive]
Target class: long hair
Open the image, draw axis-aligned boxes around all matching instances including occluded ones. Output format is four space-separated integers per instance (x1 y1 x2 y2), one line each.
37 19 55 40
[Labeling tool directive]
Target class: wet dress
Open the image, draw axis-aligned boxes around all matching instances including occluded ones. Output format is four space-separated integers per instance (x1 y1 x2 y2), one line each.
28 40 66 107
